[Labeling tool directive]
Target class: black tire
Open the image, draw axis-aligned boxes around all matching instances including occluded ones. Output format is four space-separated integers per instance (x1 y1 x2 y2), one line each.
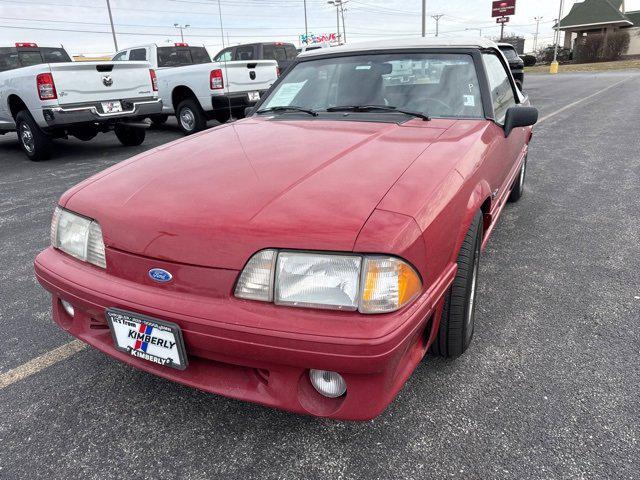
508 155 527 203
431 211 483 358
15 110 53 161
114 124 146 146
176 99 207 134
212 109 231 124
150 114 169 126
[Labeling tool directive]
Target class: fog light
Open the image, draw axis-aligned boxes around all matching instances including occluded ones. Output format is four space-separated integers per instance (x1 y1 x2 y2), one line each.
61 300 75 317
309 370 346 398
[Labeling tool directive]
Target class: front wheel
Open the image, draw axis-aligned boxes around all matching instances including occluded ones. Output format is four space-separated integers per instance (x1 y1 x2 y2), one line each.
431 211 483 358
176 99 207 135
15 110 53 161
150 114 169 126
114 124 146 146
508 155 527 203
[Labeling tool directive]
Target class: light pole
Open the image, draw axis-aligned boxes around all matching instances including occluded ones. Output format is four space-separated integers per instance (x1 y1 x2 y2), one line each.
422 0 426 37
551 0 565 73
304 0 308 37
105 0 118 51
533 16 543 52
431 14 444 37
465 28 482 37
174 23 190 43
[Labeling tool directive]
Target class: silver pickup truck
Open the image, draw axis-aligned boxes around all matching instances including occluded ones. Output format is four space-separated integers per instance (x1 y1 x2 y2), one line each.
0 43 163 160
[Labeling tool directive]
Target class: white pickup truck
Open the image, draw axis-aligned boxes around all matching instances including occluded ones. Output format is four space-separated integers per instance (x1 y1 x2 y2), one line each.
0 43 162 161
112 43 278 134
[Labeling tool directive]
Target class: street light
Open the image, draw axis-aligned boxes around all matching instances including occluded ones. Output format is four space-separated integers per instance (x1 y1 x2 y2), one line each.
174 23 190 43
465 28 482 37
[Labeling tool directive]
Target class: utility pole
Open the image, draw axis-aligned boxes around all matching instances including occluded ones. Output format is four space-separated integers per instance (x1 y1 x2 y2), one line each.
174 24 190 43
304 0 308 37
551 0 565 73
500 22 505 41
105 0 118 51
431 14 444 37
533 16 543 52
422 0 426 37
216 0 225 47
328 1 346 44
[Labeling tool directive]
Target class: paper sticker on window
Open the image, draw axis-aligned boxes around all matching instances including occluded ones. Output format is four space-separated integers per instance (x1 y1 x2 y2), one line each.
268 81 307 106
463 95 475 107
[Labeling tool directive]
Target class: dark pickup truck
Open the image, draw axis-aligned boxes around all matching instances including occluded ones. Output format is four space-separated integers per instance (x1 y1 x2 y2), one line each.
498 43 525 91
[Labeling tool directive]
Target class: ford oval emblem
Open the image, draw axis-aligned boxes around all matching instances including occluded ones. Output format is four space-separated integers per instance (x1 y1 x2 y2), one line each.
148 268 172 283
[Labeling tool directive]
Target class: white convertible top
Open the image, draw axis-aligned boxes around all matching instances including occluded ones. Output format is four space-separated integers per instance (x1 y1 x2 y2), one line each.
299 37 498 58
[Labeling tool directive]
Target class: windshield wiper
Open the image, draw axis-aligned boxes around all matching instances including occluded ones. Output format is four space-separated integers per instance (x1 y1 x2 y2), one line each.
256 106 318 117
326 105 430 121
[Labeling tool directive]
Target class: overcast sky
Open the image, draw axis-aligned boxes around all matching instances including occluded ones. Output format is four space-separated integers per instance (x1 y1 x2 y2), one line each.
1 0 639 56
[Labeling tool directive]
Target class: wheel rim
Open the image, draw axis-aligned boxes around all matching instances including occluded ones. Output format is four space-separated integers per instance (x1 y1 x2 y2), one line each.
519 157 527 192
20 123 35 154
179 108 195 131
465 239 480 342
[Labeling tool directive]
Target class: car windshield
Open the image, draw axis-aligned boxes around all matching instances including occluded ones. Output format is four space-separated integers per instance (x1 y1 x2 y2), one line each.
259 53 483 119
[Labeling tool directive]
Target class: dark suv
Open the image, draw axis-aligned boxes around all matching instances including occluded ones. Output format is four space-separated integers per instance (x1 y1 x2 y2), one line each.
213 42 298 72
497 43 525 91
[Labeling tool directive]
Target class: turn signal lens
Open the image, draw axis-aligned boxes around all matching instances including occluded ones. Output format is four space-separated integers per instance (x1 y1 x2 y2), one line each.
234 249 277 301
359 257 422 314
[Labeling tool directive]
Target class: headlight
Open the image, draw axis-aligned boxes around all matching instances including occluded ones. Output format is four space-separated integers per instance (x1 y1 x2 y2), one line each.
235 250 421 314
51 206 106 268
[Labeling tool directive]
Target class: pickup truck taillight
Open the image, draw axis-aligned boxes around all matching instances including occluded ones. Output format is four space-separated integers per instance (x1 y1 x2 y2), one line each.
149 69 158 91
36 73 57 100
210 69 224 90
276 67 281 77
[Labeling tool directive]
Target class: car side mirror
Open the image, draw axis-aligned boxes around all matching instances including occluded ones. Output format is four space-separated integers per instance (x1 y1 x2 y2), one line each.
504 106 538 137
244 106 256 117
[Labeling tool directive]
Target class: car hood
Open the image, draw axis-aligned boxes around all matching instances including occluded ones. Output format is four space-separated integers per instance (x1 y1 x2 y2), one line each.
65 118 449 269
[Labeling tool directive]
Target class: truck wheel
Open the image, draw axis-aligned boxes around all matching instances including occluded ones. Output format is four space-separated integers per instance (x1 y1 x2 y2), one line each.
508 155 527 203
176 99 206 135
431 211 483 358
150 114 169 126
114 125 146 146
15 110 53 161
212 110 231 124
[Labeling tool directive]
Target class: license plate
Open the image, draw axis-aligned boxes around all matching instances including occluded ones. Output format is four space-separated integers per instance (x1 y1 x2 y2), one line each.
106 309 188 370
247 91 260 102
101 101 123 113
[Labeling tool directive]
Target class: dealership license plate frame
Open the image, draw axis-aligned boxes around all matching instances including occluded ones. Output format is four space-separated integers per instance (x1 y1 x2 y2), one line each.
101 100 123 114
106 308 188 370
247 91 260 102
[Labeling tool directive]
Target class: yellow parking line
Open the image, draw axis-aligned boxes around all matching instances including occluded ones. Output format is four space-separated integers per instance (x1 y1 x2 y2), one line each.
537 76 632 125
0 340 87 389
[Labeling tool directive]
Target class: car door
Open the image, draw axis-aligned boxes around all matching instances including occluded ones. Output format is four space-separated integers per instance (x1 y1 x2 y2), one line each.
482 51 527 198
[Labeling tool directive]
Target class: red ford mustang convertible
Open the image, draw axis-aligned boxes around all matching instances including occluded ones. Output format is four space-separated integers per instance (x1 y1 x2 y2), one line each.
35 38 537 420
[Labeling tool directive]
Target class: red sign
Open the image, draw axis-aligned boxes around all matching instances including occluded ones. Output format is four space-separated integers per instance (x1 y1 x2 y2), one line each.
492 0 516 17
496 16 510 24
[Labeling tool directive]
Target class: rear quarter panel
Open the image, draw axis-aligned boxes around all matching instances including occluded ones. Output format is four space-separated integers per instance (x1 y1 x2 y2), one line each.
0 64 59 127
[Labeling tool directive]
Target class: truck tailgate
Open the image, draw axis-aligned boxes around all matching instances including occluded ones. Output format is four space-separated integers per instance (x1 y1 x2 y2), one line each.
49 61 154 105
220 60 278 94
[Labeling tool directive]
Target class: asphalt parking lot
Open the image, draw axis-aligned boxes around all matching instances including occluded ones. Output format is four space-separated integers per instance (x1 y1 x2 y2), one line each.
1 71 639 479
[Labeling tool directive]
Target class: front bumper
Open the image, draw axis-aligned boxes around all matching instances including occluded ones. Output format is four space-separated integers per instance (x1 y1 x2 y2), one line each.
34 247 449 420
42 98 163 127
